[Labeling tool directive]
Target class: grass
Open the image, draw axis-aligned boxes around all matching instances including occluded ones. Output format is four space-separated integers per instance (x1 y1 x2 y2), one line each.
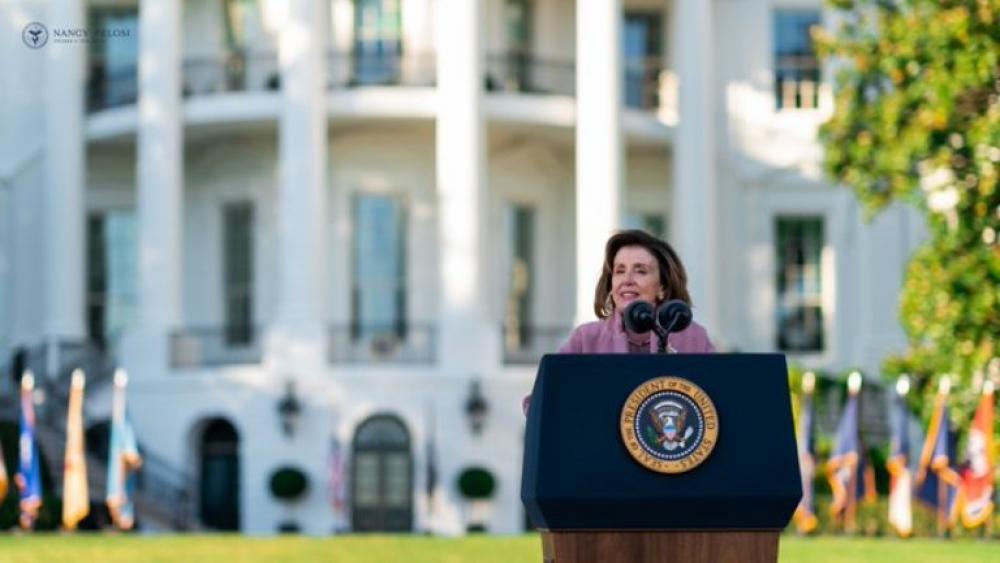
0 534 997 562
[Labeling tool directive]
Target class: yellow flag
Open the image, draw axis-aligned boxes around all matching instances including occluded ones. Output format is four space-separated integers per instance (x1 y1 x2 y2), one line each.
0 441 7 500
62 370 89 530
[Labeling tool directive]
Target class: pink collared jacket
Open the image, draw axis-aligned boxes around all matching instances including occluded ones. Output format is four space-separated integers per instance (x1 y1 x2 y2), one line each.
521 313 714 414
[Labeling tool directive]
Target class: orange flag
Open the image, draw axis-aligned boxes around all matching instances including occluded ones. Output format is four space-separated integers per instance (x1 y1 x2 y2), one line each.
62 370 90 530
957 380 995 528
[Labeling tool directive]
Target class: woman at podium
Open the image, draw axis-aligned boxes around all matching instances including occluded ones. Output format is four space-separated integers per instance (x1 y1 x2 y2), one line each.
524 230 713 414
558 229 714 354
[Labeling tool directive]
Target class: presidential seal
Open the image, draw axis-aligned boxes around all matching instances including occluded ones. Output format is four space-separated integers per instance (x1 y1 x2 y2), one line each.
620 376 718 474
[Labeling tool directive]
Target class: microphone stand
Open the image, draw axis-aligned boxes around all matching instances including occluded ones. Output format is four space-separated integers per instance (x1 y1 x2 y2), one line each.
654 318 681 354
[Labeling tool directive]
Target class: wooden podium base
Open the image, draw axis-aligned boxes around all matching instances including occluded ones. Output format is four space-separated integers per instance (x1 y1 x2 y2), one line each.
540 530 779 563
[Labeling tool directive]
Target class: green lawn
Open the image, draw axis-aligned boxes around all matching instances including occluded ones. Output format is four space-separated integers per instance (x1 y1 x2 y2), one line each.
0 534 997 562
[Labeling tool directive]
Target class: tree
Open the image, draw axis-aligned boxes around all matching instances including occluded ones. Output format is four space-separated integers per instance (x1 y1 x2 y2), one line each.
816 0 999 429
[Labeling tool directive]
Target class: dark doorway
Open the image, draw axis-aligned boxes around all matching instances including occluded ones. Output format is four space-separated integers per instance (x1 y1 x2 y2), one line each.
199 418 240 530
351 414 413 532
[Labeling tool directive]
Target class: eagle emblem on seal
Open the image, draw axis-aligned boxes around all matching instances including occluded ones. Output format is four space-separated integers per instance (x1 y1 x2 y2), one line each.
648 400 695 451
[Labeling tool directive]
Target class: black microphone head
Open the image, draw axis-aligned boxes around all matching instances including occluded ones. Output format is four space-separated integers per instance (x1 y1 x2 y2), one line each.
656 299 692 334
622 300 655 334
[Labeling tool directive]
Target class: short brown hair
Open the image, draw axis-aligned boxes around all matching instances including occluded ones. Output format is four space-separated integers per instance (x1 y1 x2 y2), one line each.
593 229 691 319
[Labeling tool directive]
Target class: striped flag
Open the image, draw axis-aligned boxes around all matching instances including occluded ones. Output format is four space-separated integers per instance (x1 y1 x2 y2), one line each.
915 377 961 532
62 369 90 530
792 372 818 534
328 436 347 516
426 422 438 511
0 411 8 501
106 369 143 530
887 376 913 537
17 371 42 530
826 372 875 531
957 379 994 528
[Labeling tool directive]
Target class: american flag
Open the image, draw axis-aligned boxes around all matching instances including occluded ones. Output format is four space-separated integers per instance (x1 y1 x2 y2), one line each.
328 437 347 516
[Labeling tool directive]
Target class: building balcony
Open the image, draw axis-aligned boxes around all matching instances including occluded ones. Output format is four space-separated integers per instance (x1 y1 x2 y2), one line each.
170 326 262 369
182 51 281 97
484 52 575 98
327 50 437 89
84 49 674 145
85 50 670 111
327 324 436 364
501 324 572 365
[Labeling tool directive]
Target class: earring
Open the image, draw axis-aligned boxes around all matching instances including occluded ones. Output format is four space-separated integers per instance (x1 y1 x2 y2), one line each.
604 293 614 314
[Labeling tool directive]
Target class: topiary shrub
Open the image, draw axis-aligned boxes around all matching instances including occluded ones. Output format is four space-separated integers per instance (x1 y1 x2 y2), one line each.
269 466 309 501
456 466 496 500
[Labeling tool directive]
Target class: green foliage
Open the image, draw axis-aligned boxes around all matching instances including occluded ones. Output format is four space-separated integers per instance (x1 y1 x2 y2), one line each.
268 466 309 501
818 0 1000 434
456 467 497 500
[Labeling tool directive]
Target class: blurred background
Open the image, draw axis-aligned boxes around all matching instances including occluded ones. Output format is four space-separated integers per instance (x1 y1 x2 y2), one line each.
0 0 989 539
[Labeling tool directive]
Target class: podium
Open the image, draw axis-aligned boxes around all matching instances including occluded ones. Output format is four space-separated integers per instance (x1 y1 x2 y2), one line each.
521 354 801 563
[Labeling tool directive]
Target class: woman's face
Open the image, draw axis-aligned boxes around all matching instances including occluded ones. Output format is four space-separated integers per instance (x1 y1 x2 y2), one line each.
611 245 665 312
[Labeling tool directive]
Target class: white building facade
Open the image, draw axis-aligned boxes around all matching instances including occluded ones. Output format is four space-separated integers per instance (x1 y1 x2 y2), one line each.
0 0 924 534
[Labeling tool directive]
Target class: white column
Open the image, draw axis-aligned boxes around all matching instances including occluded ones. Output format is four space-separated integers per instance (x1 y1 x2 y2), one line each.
575 0 623 325
44 0 86 341
436 0 491 374
134 0 183 369
271 0 328 369
672 0 719 335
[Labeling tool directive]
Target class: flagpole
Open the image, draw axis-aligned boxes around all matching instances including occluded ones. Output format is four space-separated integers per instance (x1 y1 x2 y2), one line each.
845 372 862 535
937 476 946 537
936 376 951 538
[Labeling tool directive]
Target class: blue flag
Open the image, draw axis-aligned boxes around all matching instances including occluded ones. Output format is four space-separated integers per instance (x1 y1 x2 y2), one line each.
826 389 875 527
887 391 913 537
106 371 143 530
17 374 42 530
793 387 818 533
915 390 960 526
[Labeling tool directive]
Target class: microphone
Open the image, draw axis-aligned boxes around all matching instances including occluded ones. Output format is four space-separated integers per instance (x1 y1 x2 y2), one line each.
656 299 692 335
622 300 655 334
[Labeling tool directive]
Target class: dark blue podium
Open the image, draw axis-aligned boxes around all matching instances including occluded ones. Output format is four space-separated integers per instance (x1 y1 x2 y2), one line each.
521 354 801 563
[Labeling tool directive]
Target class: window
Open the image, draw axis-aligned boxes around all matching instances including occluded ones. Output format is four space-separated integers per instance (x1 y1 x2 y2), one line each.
223 203 254 345
224 0 260 51
500 0 533 90
87 7 138 111
504 205 535 352
352 194 407 344
775 217 825 352
223 0 263 89
353 0 402 85
773 9 821 110
623 12 662 109
86 211 137 348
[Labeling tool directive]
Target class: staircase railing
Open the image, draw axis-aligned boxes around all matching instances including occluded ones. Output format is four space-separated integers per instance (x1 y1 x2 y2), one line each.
30 340 199 530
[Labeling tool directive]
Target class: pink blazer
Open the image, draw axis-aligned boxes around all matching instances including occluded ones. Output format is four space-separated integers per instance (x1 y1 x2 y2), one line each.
557 315 715 354
522 314 715 414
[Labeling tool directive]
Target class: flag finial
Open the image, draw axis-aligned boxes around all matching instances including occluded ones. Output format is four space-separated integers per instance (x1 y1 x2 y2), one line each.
114 368 128 387
939 375 952 395
21 370 34 391
802 371 816 394
896 375 910 396
847 371 862 394
71 369 86 389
